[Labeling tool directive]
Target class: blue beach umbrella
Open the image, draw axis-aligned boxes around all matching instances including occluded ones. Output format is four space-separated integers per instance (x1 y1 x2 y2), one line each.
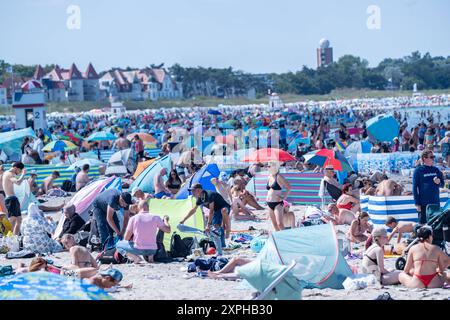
86 131 117 142
366 114 399 143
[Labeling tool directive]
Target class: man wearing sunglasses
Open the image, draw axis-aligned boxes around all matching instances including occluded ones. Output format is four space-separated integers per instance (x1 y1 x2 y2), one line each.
413 150 444 224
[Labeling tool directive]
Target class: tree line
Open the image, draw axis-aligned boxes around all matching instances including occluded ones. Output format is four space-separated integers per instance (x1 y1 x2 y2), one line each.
1 51 449 98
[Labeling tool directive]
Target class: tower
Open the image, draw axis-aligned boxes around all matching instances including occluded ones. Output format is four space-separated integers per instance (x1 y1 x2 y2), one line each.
317 38 333 68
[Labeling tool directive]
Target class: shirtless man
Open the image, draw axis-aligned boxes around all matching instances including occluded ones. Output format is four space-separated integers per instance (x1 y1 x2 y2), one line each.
76 164 91 191
42 171 60 194
113 132 130 150
375 179 404 196
385 217 417 243
2 162 26 235
153 168 171 199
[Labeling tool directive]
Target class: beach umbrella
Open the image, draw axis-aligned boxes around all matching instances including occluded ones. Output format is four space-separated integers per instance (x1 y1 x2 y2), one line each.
126 133 157 144
224 119 237 126
75 117 87 123
242 148 296 163
218 123 234 130
0 272 112 300
303 149 353 172
21 80 43 92
86 131 117 142
208 109 222 115
344 140 372 157
43 140 78 152
366 114 399 143
68 158 104 170
288 114 302 121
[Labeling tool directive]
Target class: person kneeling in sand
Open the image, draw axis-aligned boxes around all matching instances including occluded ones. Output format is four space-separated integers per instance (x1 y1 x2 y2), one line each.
282 201 296 229
385 217 417 244
116 200 171 263
362 227 401 285
327 203 355 225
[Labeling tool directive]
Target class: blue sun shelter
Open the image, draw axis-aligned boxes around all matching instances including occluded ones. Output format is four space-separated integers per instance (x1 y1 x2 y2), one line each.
256 223 352 289
176 163 220 199
366 114 399 143
129 155 171 193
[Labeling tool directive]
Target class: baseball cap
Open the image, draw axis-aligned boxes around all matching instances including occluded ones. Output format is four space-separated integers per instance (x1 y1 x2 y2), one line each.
131 187 140 197
121 192 133 206
188 183 203 192
99 268 123 282
372 227 388 238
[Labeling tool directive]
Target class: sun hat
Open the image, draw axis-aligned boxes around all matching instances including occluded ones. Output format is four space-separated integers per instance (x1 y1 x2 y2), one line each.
372 227 388 238
99 268 123 282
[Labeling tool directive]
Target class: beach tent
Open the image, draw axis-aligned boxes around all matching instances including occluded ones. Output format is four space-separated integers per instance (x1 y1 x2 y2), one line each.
0 127 36 158
366 114 399 143
133 159 156 179
106 148 135 174
175 164 220 199
148 197 204 249
0 272 112 300
257 224 352 289
129 155 172 193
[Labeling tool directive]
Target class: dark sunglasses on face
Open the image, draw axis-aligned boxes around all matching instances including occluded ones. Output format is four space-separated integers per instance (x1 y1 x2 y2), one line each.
427 156 435 159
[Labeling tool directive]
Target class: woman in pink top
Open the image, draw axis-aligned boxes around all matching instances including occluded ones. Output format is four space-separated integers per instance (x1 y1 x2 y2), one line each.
116 200 171 263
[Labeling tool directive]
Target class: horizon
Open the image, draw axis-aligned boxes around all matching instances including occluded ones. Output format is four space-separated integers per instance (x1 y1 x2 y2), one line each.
1 0 449 74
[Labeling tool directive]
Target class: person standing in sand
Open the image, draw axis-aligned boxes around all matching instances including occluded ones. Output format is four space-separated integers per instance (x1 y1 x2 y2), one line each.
76 164 91 191
113 132 130 150
2 162 26 235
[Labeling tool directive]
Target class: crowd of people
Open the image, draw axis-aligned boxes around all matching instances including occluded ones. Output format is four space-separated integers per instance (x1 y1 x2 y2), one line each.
0 93 449 295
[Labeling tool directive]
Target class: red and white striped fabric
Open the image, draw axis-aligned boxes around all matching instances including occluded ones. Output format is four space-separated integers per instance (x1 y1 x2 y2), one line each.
21 80 43 91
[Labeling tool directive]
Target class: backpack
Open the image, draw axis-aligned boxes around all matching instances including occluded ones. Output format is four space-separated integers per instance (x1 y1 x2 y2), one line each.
154 230 172 263
61 180 74 193
96 247 128 265
169 233 193 258
199 238 216 254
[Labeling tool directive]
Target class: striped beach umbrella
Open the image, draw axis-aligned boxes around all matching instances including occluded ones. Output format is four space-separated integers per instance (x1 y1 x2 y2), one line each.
43 140 78 152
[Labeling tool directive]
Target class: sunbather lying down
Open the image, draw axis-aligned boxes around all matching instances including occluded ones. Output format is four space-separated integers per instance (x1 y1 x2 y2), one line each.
207 257 252 280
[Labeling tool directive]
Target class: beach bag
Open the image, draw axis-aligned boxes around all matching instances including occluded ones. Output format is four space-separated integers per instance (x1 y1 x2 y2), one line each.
169 233 192 258
61 180 75 193
96 247 128 264
199 238 216 254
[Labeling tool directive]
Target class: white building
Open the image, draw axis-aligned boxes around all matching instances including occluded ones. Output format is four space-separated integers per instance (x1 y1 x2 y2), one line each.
13 80 47 130
0 86 7 107
99 67 182 101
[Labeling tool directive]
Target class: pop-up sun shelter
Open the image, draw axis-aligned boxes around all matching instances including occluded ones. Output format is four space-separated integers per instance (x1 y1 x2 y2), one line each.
253 223 352 290
130 155 172 193
175 163 220 199
148 197 205 249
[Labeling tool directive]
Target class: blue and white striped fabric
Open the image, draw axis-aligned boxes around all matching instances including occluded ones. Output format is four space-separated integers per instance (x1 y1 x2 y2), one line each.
362 193 449 226
99 149 161 162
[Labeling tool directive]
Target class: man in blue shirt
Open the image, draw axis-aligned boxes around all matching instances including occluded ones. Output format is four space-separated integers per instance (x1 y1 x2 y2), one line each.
412 150 444 224
279 123 287 150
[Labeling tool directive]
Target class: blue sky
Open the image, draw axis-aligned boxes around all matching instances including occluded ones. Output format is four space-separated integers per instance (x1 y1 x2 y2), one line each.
0 0 449 73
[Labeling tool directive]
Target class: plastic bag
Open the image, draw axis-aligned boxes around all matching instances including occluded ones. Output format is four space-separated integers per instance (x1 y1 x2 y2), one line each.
342 274 378 290
2 234 20 253
250 236 268 253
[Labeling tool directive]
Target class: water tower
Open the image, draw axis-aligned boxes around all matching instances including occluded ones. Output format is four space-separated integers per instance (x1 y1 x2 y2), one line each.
317 38 333 68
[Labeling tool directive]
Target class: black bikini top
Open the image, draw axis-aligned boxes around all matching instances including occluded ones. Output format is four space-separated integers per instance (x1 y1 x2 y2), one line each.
266 175 282 191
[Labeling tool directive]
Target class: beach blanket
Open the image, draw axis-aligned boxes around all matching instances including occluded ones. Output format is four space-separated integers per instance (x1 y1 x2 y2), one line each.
2 164 100 187
246 171 332 206
360 192 449 226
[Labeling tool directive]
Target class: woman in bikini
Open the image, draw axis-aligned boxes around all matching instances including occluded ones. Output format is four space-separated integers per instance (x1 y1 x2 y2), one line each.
165 169 182 196
362 227 401 285
336 183 360 214
266 163 291 231
348 211 373 243
399 227 450 289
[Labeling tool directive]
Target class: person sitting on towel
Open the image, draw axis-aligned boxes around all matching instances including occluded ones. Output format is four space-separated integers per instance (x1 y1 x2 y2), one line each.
56 204 86 240
336 183 360 214
347 211 373 243
362 227 401 285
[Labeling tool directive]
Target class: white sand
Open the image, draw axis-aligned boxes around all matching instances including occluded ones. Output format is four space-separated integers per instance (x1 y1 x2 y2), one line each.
0 200 449 300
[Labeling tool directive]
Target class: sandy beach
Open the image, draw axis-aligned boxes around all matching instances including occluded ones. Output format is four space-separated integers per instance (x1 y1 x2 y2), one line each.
1 198 448 301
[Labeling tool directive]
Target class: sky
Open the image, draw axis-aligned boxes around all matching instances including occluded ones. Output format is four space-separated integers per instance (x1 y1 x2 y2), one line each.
0 0 449 74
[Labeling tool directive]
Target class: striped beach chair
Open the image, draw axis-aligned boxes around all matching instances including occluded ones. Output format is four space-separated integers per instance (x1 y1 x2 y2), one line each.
364 193 449 227
247 171 332 206
3 164 100 187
